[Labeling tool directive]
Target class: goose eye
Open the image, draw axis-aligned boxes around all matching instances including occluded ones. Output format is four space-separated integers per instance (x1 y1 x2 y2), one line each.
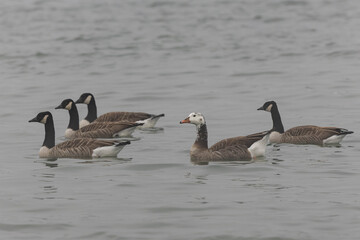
192 114 196 117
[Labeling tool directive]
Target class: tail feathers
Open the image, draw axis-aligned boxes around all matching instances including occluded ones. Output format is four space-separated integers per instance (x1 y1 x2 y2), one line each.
151 113 165 119
338 128 354 135
115 141 131 147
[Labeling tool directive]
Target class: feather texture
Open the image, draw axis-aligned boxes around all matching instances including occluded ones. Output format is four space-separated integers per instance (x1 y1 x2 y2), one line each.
75 93 164 128
280 125 352 145
69 121 142 138
191 145 253 162
180 113 268 163
29 111 130 159
46 138 126 158
55 99 142 138
95 112 154 123
258 101 353 145
210 131 269 151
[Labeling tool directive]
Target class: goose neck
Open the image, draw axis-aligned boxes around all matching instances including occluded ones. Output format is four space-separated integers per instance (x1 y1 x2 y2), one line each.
85 98 97 122
43 117 55 148
271 104 284 133
68 105 80 130
194 124 208 149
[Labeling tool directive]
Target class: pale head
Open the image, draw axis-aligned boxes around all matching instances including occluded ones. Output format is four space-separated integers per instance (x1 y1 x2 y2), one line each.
180 112 206 126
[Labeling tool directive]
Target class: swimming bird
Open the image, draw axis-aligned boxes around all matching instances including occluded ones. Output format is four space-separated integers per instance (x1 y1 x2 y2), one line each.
180 112 269 163
55 99 142 139
29 111 130 159
74 93 165 128
257 101 353 145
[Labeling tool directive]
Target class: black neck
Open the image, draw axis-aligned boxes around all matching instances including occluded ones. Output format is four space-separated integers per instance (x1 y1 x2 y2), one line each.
85 98 97 122
271 104 284 133
43 116 55 148
68 105 80 130
195 124 208 149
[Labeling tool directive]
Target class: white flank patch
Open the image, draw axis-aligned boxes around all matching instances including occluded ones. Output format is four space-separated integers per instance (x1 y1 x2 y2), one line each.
65 101 73 110
269 131 282 144
136 117 160 129
92 145 125 158
39 146 51 158
84 95 92 105
249 134 270 158
40 114 49 124
79 119 90 128
113 126 137 137
65 128 76 138
323 134 346 145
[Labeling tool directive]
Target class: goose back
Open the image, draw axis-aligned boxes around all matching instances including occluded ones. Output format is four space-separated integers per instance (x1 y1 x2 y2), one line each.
47 138 115 158
94 112 154 123
209 131 269 151
70 122 142 138
280 125 353 145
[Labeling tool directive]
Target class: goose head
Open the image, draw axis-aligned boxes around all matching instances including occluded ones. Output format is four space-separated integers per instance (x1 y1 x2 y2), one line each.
180 112 206 127
55 99 75 111
75 93 94 105
257 101 277 112
29 111 53 124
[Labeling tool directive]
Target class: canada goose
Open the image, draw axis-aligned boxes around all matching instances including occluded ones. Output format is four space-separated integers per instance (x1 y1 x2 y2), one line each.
74 93 165 128
29 111 130 159
55 99 143 139
180 112 269 163
257 101 354 145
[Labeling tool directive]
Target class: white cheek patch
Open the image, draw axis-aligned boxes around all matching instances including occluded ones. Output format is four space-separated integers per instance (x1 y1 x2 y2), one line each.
65 101 73 110
84 95 92 105
40 115 49 124
266 104 273 112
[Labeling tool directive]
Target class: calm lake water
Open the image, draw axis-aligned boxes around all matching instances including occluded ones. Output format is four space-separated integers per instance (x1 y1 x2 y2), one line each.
1 0 360 239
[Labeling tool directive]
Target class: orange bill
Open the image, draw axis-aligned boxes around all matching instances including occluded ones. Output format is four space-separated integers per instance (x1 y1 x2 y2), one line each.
180 117 190 124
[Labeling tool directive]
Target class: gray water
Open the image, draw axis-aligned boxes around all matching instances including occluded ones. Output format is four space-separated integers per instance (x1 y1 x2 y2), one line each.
1 0 360 239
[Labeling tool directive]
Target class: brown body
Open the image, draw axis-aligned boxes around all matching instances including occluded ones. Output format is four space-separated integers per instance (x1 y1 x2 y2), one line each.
68 121 142 139
273 125 349 145
94 112 153 123
180 113 268 163
40 138 120 159
258 101 353 145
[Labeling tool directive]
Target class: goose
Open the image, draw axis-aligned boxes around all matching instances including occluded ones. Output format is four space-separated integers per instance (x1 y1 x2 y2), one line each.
180 112 269 163
257 101 354 145
74 93 165 128
29 111 130 159
55 99 143 139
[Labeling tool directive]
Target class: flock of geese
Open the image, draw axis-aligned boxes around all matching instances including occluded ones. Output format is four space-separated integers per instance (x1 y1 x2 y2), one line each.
180 101 353 163
29 93 165 159
29 94 354 163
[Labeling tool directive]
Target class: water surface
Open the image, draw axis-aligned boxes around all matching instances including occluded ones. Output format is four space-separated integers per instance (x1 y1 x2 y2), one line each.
1 0 360 239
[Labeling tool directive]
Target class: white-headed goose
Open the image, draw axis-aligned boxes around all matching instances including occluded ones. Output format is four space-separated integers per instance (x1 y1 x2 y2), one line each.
29 111 130 159
257 101 353 145
180 112 269 163
55 99 143 139
75 93 165 128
